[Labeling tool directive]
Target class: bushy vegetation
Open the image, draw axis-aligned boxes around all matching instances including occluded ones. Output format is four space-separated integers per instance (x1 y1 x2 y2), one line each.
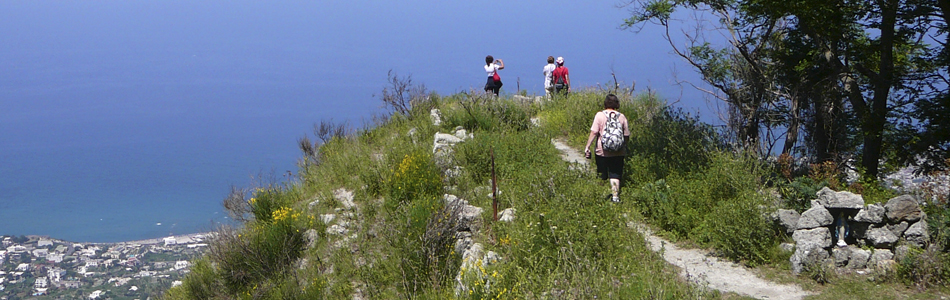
164 87 950 299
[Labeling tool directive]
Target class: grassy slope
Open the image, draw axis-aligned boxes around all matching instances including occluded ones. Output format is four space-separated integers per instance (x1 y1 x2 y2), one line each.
164 90 949 299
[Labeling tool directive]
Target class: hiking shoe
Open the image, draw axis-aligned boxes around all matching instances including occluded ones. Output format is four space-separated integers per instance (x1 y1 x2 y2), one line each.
611 195 621 203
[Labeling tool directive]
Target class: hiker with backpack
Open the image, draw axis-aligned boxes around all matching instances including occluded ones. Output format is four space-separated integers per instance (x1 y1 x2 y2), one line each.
484 55 504 96
584 94 630 203
552 56 570 95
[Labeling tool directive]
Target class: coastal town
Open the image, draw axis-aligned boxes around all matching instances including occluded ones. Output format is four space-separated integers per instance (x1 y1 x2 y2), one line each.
0 234 210 300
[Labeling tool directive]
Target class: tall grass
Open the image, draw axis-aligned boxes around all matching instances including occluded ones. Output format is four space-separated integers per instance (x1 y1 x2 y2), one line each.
163 88 950 299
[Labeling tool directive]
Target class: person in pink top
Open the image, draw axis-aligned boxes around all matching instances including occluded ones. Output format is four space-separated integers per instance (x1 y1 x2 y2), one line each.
584 94 631 202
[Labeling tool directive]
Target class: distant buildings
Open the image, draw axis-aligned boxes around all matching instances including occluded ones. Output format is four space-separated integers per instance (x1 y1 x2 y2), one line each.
0 234 208 297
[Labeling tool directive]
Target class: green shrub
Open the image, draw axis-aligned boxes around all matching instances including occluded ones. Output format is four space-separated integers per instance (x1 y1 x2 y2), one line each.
698 195 777 265
627 107 724 180
897 246 950 287
440 93 537 132
777 176 827 212
162 258 219 300
387 150 443 210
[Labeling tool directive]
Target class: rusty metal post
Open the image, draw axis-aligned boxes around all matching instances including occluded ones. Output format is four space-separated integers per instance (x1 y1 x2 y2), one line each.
491 147 498 221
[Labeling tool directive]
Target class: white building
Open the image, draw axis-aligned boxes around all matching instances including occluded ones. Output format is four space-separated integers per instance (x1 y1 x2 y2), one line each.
34 276 48 289
37 239 53 247
174 260 191 270
49 268 67 282
89 289 103 299
32 248 49 258
16 263 30 272
163 236 177 246
46 253 64 263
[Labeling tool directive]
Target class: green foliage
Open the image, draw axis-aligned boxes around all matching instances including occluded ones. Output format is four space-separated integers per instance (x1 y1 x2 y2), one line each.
846 174 899 206
627 106 724 180
926 202 950 253
440 93 537 132
386 150 443 209
777 176 827 212
897 246 950 288
453 131 561 184
699 196 777 265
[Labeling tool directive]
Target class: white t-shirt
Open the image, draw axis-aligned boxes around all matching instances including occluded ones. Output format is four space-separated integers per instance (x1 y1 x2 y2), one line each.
485 63 500 77
543 63 557 88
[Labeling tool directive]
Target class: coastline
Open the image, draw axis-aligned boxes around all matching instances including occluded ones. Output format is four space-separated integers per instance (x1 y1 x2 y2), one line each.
22 231 217 247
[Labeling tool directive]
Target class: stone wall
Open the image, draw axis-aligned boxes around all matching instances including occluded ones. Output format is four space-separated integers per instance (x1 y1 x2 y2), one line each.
774 187 930 274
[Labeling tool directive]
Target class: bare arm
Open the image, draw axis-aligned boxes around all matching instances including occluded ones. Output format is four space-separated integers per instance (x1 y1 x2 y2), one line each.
565 73 571 91
584 129 598 158
496 59 504 70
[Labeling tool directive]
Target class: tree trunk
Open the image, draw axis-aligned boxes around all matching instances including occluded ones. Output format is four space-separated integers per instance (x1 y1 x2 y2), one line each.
783 94 801 155
860 0 898 178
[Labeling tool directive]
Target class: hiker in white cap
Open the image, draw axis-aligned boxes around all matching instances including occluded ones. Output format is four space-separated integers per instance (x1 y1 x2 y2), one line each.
552 56 570 95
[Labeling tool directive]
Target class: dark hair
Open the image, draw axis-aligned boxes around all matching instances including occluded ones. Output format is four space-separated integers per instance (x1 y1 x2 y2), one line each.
604 94 620 109
486 55 494 66
547 56 555 63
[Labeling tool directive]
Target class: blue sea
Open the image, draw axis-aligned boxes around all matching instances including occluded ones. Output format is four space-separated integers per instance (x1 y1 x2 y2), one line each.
1 1 709 242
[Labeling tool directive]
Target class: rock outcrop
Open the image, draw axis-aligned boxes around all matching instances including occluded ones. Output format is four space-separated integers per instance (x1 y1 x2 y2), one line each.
782 190 930 274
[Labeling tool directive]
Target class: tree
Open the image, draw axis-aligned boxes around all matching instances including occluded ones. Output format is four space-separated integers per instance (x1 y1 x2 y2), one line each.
624 0 947 177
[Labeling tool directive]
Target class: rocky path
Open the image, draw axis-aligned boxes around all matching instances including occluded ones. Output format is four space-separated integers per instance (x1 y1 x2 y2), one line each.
551 139 812 300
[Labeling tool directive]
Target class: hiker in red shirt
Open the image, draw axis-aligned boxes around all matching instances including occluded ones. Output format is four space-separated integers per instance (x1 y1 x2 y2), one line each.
552 56 570 95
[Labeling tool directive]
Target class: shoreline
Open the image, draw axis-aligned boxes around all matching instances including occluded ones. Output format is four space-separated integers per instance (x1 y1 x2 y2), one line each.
20 231 216 246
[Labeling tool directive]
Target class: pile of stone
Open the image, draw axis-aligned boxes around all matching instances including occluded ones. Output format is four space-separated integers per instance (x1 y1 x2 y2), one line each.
774 187 930 274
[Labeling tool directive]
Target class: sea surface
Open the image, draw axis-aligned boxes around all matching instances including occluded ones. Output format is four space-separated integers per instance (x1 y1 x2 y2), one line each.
1 1 709 242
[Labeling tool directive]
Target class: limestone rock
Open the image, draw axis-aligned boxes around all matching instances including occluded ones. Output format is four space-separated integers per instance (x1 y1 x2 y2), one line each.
308 199 320 210
853 203 885 223
305 229 320 249
847 247 871 269
499 208 517 222
455 231 473 254
884 195 923 223
904 220 930 248
530 117 541 127
832 247 851 267
894 245 911 262
886 221 909 237
460 205 483 225
320 214 336 224
327 224 348 236
817 187 865 209
452 126 473 141
430 109 442 126
773 209 801 233
869 249 894 268
797 205 834 229
792 227 832 250
790 247 830 274
867 227 899 248
780 242 796 253
334 188 357 210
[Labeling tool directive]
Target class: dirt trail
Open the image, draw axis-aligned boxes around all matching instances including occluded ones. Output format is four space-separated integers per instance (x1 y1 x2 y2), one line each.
552 139 812 300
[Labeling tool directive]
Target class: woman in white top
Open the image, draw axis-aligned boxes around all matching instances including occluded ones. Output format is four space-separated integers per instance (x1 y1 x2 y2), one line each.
484 55 504 96
543 56 557 96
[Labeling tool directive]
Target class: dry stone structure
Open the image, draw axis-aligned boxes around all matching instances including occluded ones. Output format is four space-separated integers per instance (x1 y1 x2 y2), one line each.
776 187 930 274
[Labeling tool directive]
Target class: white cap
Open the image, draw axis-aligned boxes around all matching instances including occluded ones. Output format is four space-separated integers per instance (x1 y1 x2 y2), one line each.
556 57 564 64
